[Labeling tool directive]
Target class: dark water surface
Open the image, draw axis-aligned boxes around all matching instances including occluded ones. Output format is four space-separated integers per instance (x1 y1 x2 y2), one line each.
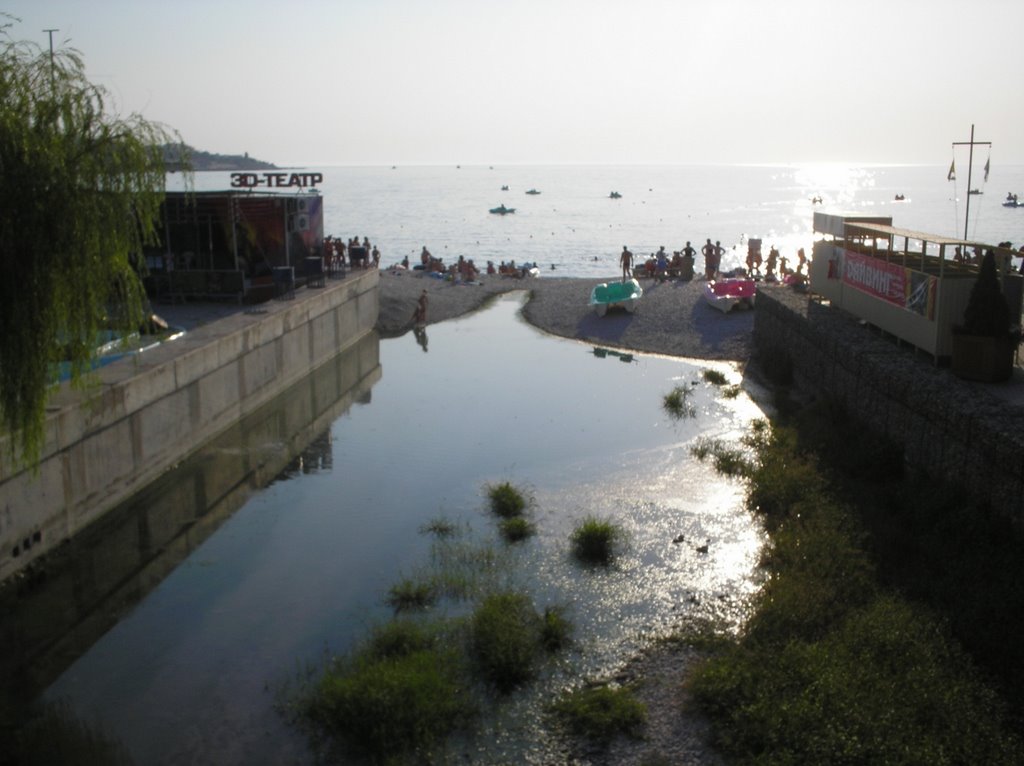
20 293 765 764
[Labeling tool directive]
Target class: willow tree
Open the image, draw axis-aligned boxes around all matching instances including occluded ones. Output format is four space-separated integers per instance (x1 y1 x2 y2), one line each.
0 22 187 466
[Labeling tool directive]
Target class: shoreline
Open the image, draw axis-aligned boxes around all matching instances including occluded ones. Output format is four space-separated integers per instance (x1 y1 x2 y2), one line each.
377 268 758 362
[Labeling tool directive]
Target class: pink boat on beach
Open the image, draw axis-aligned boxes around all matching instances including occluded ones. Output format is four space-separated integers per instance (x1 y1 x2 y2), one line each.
702 278 756 313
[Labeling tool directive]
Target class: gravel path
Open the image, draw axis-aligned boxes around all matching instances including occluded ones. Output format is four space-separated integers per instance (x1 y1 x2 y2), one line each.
377 269 756 361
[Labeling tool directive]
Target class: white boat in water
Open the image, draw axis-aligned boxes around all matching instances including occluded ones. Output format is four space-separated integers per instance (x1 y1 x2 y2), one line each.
703 278 756 313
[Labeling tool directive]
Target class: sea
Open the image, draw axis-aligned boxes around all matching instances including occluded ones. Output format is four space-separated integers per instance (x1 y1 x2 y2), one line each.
177 163 1024 276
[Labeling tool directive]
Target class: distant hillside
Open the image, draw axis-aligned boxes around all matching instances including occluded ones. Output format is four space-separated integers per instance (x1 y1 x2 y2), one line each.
162 144 277 172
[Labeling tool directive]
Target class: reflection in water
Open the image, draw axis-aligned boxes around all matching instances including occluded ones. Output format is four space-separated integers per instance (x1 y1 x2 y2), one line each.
9 293 766 765
0 331 381 741
269 431 335 485
413 325 428 352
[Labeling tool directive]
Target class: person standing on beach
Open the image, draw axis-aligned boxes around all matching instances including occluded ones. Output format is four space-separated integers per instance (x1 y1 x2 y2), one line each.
620 245 633 281
655 246 668 282
713 241 724 278
701 239 715 280
679 241 696 281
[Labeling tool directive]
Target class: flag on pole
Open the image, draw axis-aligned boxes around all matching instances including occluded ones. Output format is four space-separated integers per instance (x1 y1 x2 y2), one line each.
947 161 956 181
984 157 990 182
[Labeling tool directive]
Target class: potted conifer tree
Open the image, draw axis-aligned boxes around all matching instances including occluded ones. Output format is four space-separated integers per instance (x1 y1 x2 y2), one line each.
951 249 1020 382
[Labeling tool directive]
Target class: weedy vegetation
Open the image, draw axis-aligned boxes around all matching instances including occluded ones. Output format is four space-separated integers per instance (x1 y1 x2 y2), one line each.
499 516 534 543
470 592 566 691
687 405 1024 764
662 385 696 419
385 577 438 612
486 481 528 518
702 368 728 386
551 684 647 745
304 620 474 762
570 516 623 565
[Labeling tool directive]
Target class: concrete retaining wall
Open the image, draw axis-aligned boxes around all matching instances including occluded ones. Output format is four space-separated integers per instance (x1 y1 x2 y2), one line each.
753 288 1024 524
0 269 379 583
1 330 381 693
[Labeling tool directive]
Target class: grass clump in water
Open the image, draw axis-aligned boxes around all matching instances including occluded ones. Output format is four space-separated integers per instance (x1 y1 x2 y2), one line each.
690 436 752 478
551 684 647 744
470 591 566 691
386 577 437 612
499 516 534 543
570 516 622 565
363 619 437 660
419 516 460 538
305 623 474 762
702 368 729 386
485 481 527 518
540 606 573 651
662 385 696 419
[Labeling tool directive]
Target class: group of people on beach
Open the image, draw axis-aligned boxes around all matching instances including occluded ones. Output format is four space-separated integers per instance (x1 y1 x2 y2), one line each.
620 240 725 283
387 245 540 283
615 240 709 282
620 239 809 284
743 242 807 283
408 246 481 282
323 235 380 269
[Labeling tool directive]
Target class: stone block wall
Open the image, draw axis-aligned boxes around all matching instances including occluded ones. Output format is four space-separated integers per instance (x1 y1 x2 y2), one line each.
753 288 1024 524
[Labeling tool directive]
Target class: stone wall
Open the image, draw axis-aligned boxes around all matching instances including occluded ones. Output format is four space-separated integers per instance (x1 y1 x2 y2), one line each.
0 269 379 583
753 287 1024 523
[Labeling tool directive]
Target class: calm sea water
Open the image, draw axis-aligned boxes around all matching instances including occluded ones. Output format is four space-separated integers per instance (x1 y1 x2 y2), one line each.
179 163 1024 276
33 295 766 765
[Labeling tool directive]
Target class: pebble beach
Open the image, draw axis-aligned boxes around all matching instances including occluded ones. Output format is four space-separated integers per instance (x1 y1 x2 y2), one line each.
377 268 756 363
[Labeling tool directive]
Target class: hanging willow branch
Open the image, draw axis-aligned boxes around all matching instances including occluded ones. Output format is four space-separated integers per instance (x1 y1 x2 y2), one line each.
0 20 190 467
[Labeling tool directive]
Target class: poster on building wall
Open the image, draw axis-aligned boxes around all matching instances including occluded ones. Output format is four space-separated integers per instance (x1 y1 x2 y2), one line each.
842 250 936 320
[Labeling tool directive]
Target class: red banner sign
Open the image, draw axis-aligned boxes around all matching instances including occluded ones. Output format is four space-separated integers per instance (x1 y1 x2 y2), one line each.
842 250 935 319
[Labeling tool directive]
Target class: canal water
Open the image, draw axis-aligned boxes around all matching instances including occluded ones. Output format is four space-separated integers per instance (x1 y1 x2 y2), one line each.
10 293 766 764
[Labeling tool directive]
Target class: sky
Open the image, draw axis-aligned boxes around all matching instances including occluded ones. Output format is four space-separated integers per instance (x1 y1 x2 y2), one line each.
5 0 1024 166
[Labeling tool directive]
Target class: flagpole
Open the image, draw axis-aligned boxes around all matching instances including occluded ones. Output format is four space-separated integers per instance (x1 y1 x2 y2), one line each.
953 124 992 241
965 124 975 241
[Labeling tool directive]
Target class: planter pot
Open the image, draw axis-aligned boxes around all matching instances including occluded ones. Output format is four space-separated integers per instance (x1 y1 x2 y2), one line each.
951 333 1018 382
